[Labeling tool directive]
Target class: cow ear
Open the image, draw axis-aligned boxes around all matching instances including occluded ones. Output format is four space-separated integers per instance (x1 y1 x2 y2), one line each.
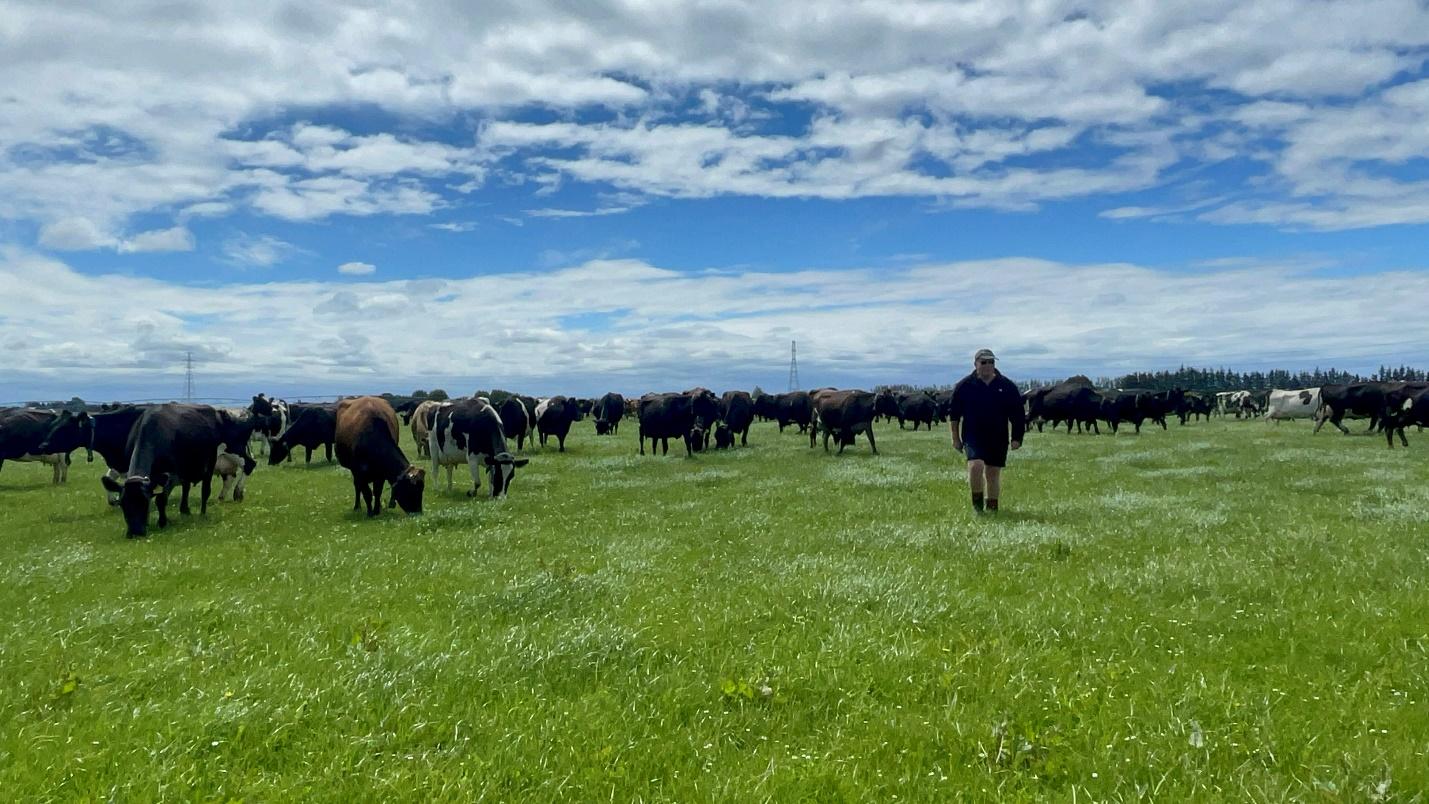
151 472 170 488
513 458 529 468
101 475 123 493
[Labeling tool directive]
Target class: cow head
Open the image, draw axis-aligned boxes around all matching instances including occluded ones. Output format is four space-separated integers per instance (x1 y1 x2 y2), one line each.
101 473 170 538
595 418 612 435
688 424 708 452
268 439 291 465
874 390 900 418
37 410 94 463
480 451 530 497
390 465 426 514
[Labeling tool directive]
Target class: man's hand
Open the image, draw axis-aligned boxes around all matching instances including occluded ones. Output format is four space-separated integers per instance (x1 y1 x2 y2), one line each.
1010 440 1022 451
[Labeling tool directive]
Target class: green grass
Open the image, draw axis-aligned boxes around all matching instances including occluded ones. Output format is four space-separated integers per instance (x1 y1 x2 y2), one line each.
2 417 1427 801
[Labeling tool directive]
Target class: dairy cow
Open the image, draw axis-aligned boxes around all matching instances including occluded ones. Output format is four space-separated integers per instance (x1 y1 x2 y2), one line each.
428 398 529 496
334 396 425 517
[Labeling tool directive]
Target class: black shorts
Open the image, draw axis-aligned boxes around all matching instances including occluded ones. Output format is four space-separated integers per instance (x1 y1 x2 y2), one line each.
964 438 1008 468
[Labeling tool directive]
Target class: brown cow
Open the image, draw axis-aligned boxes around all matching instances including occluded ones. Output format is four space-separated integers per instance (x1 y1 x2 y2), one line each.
335 396 425 516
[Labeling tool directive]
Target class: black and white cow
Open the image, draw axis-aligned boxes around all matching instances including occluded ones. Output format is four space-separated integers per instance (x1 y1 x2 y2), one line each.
428 397 529 496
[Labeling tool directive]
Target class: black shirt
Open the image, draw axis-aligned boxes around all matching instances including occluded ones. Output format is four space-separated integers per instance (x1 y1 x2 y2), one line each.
948 371 1026 445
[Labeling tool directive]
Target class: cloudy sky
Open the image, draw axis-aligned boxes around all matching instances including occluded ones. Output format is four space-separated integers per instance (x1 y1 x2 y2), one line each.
4 1 1429 402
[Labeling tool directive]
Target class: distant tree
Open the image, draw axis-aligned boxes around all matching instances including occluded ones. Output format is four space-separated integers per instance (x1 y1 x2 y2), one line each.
428 389 449 401
751 385 765 397
411 389 428 399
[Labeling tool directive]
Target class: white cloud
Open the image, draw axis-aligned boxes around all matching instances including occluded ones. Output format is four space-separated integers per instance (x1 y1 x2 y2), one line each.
337 261 376 275
38 218 115 250
5 246 1429 402
2 1 1428 236
118 226 196 254
221 234 307 268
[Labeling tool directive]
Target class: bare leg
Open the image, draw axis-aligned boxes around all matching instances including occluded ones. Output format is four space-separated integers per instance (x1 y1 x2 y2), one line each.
985 466 1003 504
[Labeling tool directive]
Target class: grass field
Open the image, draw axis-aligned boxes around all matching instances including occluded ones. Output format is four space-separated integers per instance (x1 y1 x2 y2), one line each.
2 415 1427 801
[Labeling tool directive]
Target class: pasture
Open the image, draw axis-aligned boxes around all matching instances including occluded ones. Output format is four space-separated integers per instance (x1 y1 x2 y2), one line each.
2 416 1427 801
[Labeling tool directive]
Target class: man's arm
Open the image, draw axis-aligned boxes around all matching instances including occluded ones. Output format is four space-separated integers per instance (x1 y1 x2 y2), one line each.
949 418 962 450
1009 384 1026 446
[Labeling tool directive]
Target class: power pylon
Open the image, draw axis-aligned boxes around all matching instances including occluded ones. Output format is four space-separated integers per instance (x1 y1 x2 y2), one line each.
184 351 195 401
787 340 800 392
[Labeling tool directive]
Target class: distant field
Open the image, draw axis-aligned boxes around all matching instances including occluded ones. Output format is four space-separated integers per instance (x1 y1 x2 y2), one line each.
2 416 1427 801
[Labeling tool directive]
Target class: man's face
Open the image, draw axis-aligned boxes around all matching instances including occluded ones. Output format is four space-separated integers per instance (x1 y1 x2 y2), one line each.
975 358 996 380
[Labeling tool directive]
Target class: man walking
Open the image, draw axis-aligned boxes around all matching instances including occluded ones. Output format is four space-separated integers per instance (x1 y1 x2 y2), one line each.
948 348 1026 513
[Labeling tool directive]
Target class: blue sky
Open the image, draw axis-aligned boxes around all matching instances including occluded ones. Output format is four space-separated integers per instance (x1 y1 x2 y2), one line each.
3 1 1429 402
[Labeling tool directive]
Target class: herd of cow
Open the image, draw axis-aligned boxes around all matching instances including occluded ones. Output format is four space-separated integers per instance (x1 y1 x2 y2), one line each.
2 377 1426 539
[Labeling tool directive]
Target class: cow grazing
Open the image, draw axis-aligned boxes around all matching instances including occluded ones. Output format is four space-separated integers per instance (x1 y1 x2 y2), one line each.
215 447 257 502
1265 388 1322 421
407 400 443 458
637 393 701 456
247 394 287 456
536 396 580 451
334 396 425 516
594 392 626 435
269 404 338 464
99 404 256 537
38 406 148 503
428 398 530 496
811 390 879 454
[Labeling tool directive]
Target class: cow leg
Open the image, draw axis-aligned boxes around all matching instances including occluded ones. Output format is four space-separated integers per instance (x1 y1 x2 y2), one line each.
741 427 748 446
372 479 385 516
305 447 314 463
866 427 878 455
200 474 211 515
467 455 483 497
352 477 365 511
661 437 669 455
558 434 566 453
325 443 333 462
1365 417 1379 434
155 488 170 528
179 482 192 515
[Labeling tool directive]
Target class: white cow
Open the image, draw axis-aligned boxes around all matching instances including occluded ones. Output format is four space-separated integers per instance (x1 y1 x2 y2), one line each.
1265 388 1321 421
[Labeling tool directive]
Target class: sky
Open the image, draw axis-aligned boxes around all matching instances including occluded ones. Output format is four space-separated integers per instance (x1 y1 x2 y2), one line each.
3 0 1429 403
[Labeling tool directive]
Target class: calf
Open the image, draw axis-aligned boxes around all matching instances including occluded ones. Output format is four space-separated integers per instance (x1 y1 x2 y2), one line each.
335 396 425 516
428 398 530 496
409 400 442 458
215 447 257 501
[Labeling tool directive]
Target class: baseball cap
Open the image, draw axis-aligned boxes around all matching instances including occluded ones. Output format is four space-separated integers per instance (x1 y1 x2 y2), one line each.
974 348 997 362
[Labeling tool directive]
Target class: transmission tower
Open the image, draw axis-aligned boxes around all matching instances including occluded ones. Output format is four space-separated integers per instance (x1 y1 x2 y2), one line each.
184 351 195 401
787 340 800 392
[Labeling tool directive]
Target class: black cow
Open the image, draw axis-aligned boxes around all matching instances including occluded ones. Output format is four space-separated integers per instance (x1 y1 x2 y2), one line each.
684 387 721 428
719 390 754 446
1377 383 1429 448
897 392 938 431
1028 377 1103 434
270 405 338 464
536 396 579 451
773 391 814 433
811 390 878 454
334 396 424 517
874 389 901 424
497 397 532 450
1 408 93 483
752 392 779 422
38 406 149 501
1178 394 1214 423
637 393 699 456
1316 382 1425 436
429 397 529 496
99 404 255 537
594 392 626 435
714 422 734 449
